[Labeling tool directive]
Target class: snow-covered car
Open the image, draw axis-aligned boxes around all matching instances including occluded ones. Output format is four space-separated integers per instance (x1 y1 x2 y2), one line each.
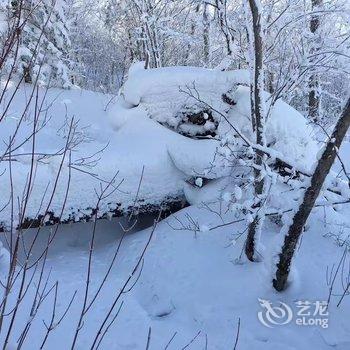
0 65 317 229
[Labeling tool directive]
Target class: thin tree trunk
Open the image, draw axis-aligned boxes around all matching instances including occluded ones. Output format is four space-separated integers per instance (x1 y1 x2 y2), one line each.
203 3 210 65
273 97 350 291
216 0 234 59
127 29 135 62
245 0 266 262
308 0 322 121
267 71 274 94
184 4 199 63
23 65 32 84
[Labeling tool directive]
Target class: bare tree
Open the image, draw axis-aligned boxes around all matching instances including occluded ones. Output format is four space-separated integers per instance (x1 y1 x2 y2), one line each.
308 0 323 121
202 2 210 65
244 0 267 262
273 97 350 291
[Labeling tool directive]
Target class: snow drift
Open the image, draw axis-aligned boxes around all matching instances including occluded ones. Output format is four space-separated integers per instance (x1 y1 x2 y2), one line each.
0 65 317 228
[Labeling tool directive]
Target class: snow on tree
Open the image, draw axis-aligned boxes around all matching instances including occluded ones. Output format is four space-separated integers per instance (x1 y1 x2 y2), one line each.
2 0 72 88
47 0 349 121
262 0 350 124
244 0 268 262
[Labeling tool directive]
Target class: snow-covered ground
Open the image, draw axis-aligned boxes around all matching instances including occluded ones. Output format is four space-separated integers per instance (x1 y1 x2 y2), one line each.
1 183 350 349
0 66 349 349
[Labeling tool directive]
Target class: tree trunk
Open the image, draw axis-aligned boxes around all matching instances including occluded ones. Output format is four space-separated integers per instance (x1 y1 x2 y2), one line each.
273 97 350 291
184 3 199 63
203 3 210 65
215 0 234 59
245 0 266 262
23 65 32 84
308 0 322 121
